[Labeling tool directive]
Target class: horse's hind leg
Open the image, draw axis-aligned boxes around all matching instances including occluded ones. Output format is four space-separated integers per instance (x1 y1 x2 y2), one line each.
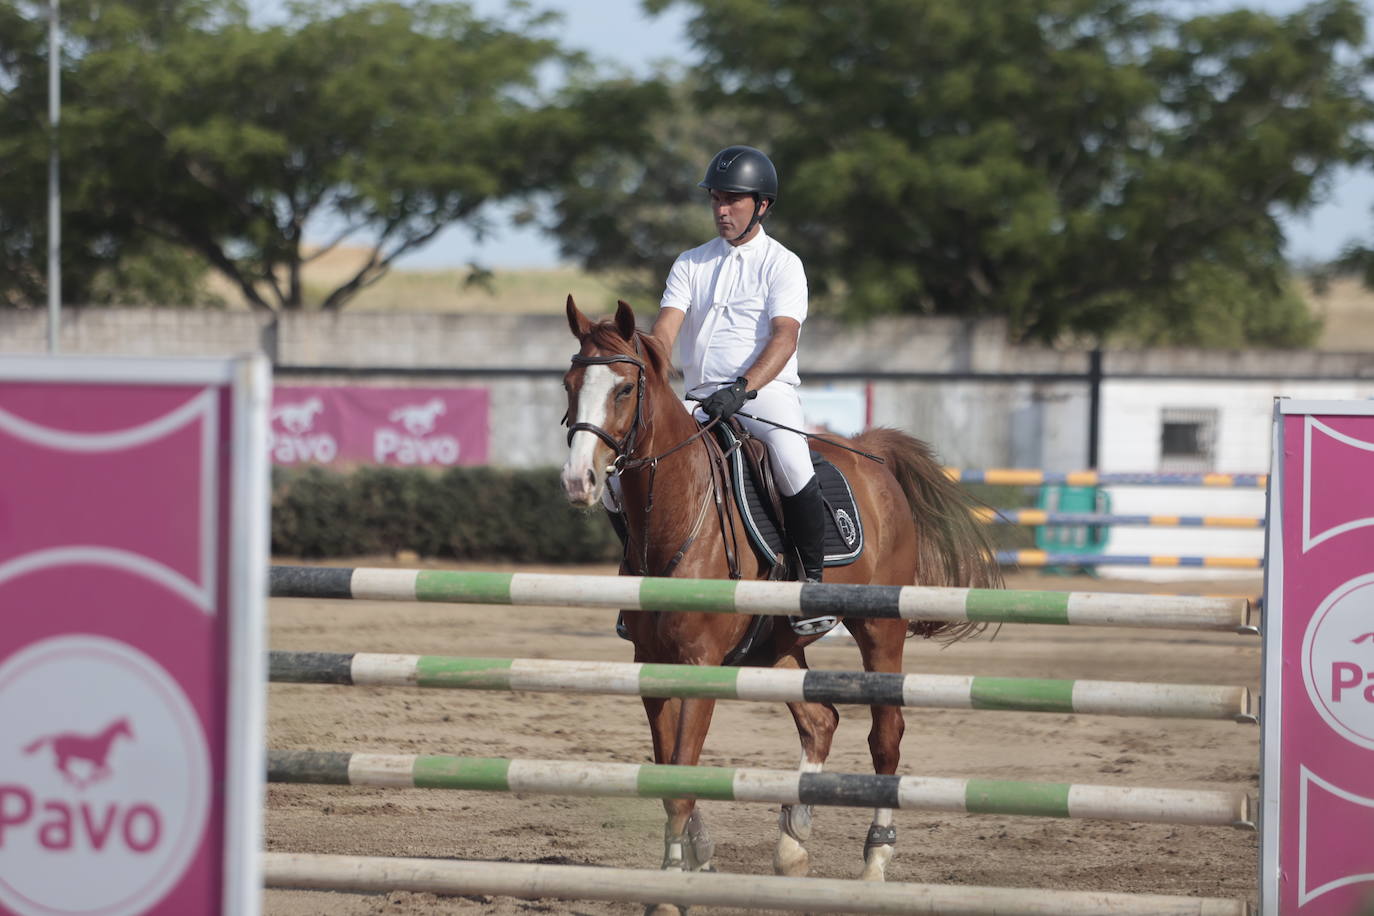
775 652 839 878
850 618 908 881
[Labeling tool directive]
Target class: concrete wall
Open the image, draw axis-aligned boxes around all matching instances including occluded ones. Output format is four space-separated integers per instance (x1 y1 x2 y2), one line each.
7 307 1374 471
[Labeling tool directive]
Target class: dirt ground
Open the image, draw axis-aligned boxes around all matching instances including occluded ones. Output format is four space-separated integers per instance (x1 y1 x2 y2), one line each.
263 560 1263 915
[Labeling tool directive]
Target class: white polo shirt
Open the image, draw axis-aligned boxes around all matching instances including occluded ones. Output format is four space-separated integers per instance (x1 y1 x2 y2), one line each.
660 227 808 397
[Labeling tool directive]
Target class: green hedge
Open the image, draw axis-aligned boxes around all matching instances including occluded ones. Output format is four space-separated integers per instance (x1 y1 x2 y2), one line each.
271 467 1040 562
271 466 621 562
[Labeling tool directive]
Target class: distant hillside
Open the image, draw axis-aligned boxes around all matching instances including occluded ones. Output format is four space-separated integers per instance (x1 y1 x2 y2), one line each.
1301 276 1374 351
208 246 1374 350
206 245 644 316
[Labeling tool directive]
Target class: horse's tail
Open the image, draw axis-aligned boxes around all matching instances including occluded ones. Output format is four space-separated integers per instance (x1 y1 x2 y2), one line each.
853 427 1003 641
22 736 49 754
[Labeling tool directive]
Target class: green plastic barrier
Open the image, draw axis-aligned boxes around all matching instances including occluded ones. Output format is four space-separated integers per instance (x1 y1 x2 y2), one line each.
1034 485 1111 573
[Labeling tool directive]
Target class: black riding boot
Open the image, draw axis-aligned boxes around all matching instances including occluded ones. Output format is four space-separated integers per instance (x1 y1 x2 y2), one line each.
608 509 633 641
780 478 837 636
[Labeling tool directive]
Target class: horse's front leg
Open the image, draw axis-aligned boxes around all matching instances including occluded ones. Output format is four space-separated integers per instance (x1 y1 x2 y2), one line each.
642 695 718 869
851 618 908 881
775 652 840 878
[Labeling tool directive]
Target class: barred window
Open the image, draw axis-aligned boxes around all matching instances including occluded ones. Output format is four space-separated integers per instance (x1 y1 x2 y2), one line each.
1159 407 1217 472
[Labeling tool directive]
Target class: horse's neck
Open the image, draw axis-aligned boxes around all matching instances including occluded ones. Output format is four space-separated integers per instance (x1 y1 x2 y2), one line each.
618 381 714 518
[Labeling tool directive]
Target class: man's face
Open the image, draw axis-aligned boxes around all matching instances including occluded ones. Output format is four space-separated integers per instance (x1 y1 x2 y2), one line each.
710 189 767 240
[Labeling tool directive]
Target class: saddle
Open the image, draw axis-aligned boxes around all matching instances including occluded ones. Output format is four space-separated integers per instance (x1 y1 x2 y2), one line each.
713 420 865 572
619 418 865 665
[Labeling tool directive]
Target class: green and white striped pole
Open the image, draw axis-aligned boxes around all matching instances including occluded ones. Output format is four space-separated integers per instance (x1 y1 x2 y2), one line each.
267 750 1253 829
270 566 1256 633
270 651 1256 722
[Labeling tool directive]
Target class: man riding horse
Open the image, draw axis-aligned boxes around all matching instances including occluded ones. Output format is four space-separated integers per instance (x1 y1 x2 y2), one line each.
607 145 835 637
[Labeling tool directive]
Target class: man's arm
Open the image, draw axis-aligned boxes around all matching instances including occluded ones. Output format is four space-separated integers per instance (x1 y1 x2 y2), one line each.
650 307 685 351
739 317 800 390
697 316 801 420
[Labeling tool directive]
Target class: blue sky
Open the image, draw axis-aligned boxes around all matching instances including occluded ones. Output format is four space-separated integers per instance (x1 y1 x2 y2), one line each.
257 0 1373 269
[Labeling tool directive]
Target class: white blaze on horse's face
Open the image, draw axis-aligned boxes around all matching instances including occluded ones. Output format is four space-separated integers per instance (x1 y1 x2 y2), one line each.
562 363 619 506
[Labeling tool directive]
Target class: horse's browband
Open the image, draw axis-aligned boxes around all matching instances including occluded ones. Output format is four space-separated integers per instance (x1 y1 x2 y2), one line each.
570 353 645 369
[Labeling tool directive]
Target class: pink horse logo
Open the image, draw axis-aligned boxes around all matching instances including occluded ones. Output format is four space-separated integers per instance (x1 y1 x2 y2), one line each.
23 717 135 788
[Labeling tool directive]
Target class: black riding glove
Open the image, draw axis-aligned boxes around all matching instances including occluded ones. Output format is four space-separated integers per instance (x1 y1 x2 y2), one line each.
699 377 757 421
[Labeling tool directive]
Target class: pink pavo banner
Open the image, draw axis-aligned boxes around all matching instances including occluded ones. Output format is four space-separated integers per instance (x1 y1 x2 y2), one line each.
269 386 489 467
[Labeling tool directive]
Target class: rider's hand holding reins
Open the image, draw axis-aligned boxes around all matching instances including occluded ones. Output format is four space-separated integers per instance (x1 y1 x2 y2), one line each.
699 377 757 421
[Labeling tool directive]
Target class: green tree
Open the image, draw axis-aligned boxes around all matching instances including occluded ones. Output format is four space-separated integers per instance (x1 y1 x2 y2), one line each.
544 77 759 304
554 0 1371 345
3 0 664 311
0 0 219 306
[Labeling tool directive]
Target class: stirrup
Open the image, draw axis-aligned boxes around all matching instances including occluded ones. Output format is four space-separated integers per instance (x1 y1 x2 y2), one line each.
789 614 838 636
615 610 632 641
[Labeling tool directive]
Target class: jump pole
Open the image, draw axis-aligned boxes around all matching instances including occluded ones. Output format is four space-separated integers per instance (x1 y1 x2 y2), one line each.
269 651 1257 722
946 469 1266 488
976 508 1265 528
263 853 1252 916
267 750 1254 829
269 567 1255 634
996 551 1263 569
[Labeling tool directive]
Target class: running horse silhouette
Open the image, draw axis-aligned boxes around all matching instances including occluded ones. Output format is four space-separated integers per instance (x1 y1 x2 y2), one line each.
24 717 134 788
271 396 324 435
560 297 1001 910
389 397 446 436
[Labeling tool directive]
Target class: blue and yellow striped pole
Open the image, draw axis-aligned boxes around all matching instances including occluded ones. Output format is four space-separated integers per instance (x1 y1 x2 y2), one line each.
974 508 1265 529
946 469 1267 488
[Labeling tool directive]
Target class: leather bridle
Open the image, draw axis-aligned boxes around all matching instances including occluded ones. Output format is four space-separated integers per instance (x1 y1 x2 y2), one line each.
563 342 744 579
565 348 721 474
565 352 648 473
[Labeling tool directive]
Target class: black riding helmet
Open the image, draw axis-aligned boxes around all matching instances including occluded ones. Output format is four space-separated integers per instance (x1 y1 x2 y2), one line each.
699 145 778 241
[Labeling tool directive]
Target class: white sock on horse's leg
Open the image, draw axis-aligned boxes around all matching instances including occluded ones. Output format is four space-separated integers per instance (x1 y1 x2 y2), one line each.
661 820 687 872
860 807 896 881
775 756 820 877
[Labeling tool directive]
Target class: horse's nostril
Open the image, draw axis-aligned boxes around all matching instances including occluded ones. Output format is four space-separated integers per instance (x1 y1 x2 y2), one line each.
585 468 596 486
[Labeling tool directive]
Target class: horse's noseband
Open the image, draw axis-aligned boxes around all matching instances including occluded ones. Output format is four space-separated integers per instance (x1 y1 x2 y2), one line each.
565 352 647 469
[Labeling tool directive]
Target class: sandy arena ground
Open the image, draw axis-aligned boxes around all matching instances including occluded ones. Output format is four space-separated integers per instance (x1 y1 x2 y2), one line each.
264 561 1262 915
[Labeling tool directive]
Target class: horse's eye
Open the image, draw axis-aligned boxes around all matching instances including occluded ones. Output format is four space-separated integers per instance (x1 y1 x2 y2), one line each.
617 383 634 398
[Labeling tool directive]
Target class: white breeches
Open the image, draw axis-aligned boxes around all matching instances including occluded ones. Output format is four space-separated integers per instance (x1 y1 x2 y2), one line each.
709 385 815 497
603 384 814 510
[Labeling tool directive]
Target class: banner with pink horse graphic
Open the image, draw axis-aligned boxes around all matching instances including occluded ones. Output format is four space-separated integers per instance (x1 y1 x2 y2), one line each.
269 386 489 467
1263 399 1374 914
0 355 267 916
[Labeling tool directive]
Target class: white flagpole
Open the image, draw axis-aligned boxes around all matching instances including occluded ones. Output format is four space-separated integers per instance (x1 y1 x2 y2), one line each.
47 0 60 353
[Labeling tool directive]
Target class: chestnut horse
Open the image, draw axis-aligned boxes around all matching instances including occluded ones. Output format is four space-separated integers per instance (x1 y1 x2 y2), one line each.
560 297 1000 907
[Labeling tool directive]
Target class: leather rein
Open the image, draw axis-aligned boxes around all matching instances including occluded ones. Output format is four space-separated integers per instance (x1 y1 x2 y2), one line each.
564 348 743 579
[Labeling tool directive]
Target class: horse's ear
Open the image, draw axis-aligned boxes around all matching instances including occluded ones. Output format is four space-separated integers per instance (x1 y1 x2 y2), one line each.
615 300 636 342
566 294 592 339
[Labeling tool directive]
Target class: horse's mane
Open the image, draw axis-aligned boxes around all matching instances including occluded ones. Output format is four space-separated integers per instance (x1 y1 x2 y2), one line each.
584 321 672 380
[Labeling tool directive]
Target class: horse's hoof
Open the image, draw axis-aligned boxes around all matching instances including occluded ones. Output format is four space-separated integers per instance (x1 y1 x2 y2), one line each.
859 843 894 881
644 904 685 916
773 833 810 877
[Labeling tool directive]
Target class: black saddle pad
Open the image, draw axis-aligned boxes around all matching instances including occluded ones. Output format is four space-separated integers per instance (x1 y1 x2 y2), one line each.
714 423 864 569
